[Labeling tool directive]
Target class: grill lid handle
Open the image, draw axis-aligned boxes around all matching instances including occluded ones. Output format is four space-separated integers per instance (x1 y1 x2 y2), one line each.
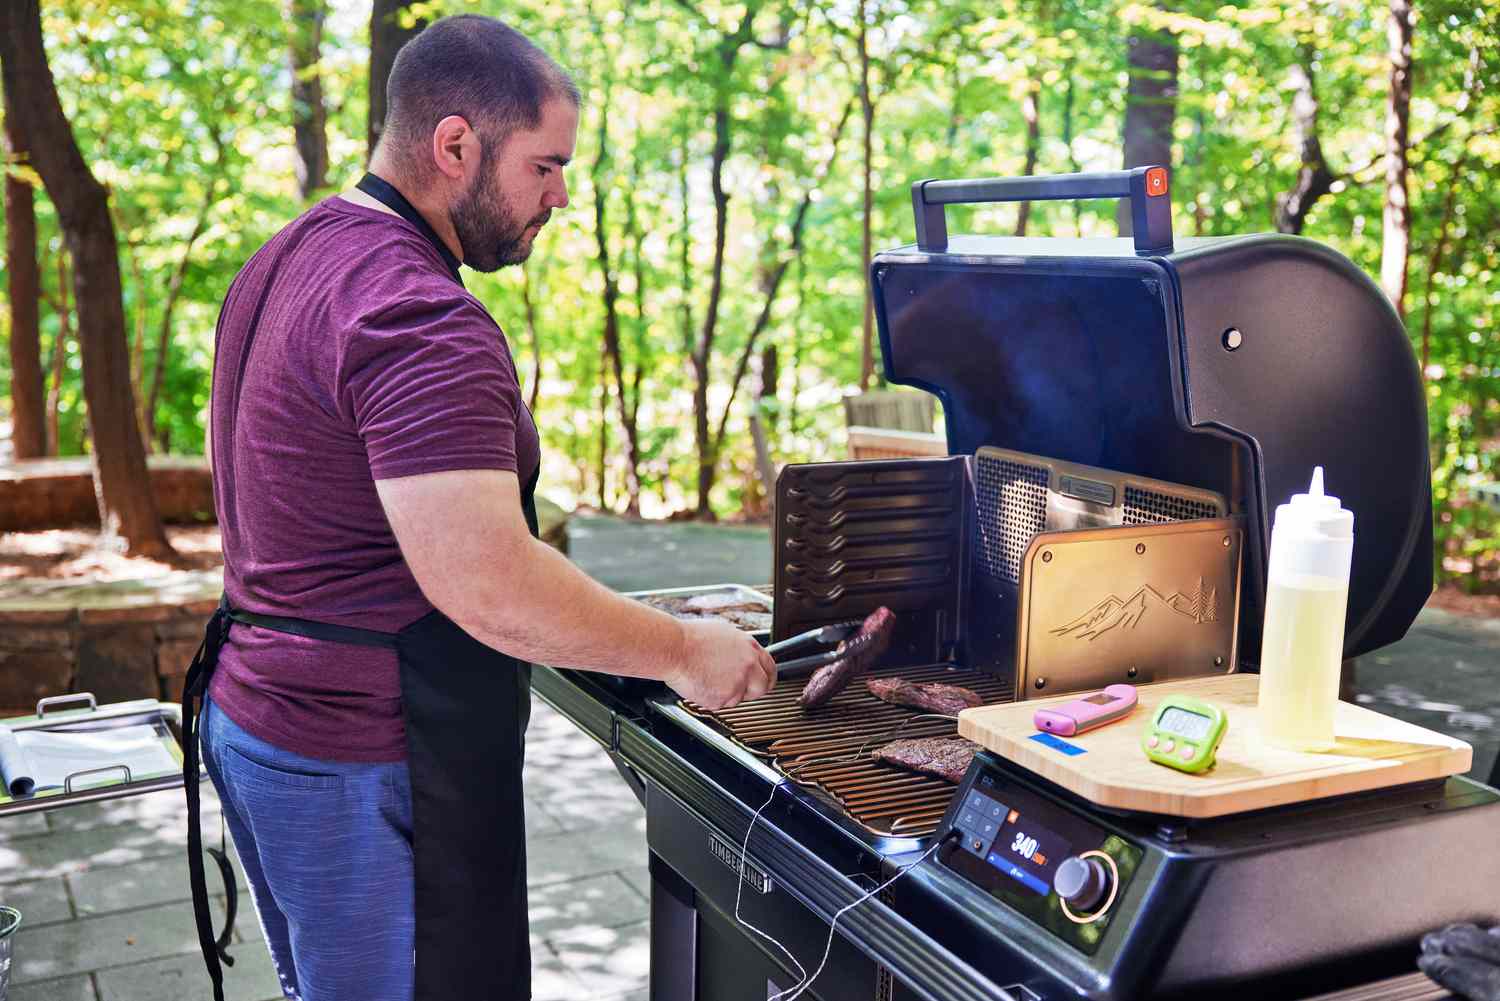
911 166 1174 256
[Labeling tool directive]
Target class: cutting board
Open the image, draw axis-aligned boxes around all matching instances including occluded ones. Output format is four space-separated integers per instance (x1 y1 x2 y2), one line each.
957 675 1472 818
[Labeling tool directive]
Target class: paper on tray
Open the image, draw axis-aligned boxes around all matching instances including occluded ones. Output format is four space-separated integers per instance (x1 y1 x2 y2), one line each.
0 723 180 795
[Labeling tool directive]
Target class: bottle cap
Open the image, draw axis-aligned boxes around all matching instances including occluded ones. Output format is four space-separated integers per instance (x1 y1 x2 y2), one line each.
1279 466 1354 539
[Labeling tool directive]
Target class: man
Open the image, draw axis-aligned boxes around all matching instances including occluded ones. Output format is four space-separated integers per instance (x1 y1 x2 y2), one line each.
183 15 775 1001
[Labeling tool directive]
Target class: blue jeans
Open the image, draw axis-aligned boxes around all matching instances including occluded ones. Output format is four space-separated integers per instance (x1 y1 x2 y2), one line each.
200 697 415 1001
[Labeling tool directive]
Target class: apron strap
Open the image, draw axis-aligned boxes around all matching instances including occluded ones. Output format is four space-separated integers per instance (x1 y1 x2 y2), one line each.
182 601 232 1001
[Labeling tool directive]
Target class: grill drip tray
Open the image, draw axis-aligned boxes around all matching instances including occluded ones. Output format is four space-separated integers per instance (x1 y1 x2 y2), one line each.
669 665 1012 841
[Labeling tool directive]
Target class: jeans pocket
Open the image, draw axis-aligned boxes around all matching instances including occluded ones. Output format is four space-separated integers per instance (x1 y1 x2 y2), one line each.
224 744 344 792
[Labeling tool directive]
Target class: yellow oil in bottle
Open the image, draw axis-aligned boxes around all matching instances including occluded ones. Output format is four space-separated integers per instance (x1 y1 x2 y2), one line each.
1257 573 1349 751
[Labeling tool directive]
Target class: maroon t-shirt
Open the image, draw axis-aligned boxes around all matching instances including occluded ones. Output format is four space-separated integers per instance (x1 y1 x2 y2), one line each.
208 196 540 762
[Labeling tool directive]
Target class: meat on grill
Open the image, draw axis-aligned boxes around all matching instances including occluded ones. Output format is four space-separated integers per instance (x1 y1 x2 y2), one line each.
639 594 772 632
797 606 896 709
865 678 982 716
874 737 978 784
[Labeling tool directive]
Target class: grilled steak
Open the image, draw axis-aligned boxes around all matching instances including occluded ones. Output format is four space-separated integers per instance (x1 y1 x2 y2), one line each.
866 678 982 716
797 606 896 709
639 594 771 632
874 737 978 784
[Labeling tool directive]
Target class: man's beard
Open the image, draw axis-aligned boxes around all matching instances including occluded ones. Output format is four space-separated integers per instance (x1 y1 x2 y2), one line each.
450 169 550 273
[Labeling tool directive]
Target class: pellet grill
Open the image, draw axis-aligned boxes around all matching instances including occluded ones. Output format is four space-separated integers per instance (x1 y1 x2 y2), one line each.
532 168 1499 1001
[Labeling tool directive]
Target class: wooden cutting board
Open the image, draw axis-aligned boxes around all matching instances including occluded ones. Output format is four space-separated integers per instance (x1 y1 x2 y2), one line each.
957 675 1472 818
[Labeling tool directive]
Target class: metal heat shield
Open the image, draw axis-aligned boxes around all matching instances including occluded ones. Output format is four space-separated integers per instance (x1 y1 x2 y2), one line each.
970 447 1242 697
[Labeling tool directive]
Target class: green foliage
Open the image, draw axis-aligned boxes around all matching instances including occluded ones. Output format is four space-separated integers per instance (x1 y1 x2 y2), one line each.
0 0 1495 589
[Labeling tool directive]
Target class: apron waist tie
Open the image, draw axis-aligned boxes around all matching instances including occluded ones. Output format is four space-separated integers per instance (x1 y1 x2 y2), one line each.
181 596 397 1001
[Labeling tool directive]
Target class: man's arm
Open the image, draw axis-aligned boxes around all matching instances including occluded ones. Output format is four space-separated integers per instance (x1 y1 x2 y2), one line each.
376 468 776 709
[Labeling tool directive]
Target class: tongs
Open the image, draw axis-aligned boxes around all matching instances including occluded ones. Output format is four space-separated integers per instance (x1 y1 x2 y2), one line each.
765 620 864 678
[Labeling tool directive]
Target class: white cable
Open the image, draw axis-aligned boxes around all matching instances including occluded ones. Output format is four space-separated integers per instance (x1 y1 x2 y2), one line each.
768 834 949 1001
733 780 808 989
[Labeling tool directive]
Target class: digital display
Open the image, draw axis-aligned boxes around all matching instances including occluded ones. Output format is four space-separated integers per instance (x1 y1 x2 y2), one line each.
1083 693 1116 705
1158 706 1213 740
985 813 1073 897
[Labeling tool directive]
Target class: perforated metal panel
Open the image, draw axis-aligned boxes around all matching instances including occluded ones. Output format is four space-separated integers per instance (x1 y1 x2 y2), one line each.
975 453 1048 584
1122 485 1222 525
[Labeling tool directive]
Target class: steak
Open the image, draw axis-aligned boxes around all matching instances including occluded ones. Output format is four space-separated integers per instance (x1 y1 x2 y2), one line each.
639 594 771 632
797 606 896 709
866 678 982 716
874 737 978 784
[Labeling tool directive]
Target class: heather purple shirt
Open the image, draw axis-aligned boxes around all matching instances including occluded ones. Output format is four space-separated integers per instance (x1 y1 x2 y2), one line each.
208 196 540 762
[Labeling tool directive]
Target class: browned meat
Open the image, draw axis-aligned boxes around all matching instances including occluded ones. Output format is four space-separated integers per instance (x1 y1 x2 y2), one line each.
866 678 982 716
874 737 978 784
797 606 896 709
639 594 770 632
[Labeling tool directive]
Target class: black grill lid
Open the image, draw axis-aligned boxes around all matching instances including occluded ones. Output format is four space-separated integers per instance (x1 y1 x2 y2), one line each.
872 168 1431 661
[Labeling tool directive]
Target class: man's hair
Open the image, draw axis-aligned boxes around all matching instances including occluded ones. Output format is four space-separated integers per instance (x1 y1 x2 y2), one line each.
380 15 579 175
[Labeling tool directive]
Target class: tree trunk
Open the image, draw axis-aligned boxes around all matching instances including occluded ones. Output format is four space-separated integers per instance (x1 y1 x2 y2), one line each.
596 339 609 511
1015 67 1042 236
858 0 877 392
0 0 172 556
146 189 214 447
1274 46 1334 235
1380 0 1414 320
519 264 543 413
1117 4 1178 235
368 0 425 162
46 253 71 456
288 0 329 198
4 110 46 459
693 99 732 519
589 72 643 516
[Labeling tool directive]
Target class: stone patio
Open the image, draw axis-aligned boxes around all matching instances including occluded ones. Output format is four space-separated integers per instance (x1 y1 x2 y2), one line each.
0 515 1495 1000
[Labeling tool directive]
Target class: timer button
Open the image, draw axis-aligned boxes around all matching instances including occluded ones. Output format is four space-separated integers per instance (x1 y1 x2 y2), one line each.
1147 735 1160 749
1179 744 1194 761
1163 739 1176 753
1053 856 1109 912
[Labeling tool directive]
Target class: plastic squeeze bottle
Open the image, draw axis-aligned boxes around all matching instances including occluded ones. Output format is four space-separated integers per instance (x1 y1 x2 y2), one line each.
1257 467 1355 752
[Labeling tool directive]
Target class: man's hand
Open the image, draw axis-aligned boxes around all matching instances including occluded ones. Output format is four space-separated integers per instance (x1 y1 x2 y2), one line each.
666 619 777 710
1420 924 1500 1001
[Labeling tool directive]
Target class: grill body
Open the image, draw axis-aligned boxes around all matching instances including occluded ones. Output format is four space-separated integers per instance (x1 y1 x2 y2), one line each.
531 169 1476 1001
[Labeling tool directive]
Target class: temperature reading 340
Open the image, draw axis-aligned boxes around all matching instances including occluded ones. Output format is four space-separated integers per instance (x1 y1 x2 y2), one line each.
1010 832 1046 866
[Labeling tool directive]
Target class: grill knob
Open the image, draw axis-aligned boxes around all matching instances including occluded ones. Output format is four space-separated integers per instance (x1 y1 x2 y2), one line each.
1053 856 1109 911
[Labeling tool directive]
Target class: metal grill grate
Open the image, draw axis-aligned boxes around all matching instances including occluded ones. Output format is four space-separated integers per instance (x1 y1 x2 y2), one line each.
1121 485 1222 525
975 454 1048 584
682 665 1012 838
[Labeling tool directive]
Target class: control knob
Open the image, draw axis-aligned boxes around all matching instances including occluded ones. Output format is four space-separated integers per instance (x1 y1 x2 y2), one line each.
1053 855 1109 912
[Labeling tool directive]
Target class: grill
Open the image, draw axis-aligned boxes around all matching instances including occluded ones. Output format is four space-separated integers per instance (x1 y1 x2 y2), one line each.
537 166 1497 1001
683 664 1011 838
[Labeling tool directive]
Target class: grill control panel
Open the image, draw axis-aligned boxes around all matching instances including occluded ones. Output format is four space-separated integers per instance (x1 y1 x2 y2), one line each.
936 757 1142 955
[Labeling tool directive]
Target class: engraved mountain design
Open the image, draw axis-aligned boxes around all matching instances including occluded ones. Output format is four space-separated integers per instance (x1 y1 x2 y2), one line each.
1050 577 1218 642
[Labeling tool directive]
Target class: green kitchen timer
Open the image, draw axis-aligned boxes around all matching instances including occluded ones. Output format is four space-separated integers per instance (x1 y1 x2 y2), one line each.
1142 695 1228 774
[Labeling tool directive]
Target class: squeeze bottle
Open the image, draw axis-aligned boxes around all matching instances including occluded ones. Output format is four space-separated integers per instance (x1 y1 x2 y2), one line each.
1257 467 1354 752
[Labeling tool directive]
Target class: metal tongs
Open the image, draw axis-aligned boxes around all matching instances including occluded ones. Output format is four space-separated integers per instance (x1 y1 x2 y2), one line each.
765 620 862 678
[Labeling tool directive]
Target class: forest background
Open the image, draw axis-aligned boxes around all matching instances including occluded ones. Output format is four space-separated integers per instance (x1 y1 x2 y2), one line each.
1 0 1496 593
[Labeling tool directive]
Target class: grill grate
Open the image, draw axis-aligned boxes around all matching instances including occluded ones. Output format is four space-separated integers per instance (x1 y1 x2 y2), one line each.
975 455 1048 584
682 664 1012 839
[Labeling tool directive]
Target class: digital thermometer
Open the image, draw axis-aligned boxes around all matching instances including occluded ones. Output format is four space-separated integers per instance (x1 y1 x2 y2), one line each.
1033 684 1138 737
1142 694 1228 773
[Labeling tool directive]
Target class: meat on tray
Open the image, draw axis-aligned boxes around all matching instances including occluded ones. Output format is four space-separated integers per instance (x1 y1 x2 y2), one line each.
866 678 983 716
874 737 978 784
639 594 771 633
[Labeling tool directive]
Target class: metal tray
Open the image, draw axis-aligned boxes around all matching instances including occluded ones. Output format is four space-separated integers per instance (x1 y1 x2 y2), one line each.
595 584 773 697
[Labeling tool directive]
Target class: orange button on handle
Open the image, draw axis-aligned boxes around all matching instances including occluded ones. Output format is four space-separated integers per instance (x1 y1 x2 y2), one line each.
1145 167 1169 196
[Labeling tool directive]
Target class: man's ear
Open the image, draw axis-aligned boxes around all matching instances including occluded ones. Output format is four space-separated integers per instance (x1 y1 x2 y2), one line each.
431 115 476 182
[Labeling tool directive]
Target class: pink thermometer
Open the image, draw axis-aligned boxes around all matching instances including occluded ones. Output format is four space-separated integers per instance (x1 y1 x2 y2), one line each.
1033 684 1139 737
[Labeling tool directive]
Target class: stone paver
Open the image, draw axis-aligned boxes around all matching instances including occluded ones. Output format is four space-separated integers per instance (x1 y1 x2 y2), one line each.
0 514 1496 1001
10 972 97 1001
93 950 282 1001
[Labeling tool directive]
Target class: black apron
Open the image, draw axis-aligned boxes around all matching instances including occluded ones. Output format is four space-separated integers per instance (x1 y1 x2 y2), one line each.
183 173 536 1001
